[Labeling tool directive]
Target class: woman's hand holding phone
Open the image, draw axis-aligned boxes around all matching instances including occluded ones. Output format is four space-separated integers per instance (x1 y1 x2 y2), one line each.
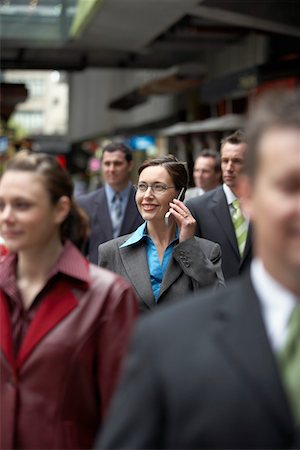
164 188 185 226
165 189 196 241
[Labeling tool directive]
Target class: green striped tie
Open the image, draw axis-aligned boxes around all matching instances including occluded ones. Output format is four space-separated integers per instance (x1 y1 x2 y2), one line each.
231 199 247 256
277 303 300 426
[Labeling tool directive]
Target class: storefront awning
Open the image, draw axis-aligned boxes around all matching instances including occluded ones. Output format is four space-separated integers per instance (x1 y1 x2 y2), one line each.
160 114 245 136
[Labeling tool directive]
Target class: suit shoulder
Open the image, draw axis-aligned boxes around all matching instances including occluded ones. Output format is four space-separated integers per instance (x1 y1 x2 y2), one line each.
77 189 106 217
88 262 130 291
98 233 133 252
186 186 222 208
77 188 104 204
185 190 211 209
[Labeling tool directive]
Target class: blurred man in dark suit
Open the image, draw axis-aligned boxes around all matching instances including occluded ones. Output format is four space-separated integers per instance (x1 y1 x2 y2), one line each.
78 142 143 264
95 89 300 449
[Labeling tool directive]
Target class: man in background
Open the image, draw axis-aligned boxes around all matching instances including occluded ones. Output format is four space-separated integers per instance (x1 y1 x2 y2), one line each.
186 130 252 280
184 149 222 201
78 142 143 264
96 88 300 450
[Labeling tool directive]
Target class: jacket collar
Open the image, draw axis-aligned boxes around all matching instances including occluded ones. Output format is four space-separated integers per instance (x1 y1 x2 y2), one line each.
0 241 91 369
0 240 91 295
120 222 179 248
120 222 147 247
213 273 294 434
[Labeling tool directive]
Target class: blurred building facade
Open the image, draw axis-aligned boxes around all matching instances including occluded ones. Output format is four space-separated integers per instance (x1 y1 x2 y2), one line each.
3 70 68 136
1 0 299 185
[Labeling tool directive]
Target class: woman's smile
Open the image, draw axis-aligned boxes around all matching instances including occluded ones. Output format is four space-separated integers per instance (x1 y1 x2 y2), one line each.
141 203 158 211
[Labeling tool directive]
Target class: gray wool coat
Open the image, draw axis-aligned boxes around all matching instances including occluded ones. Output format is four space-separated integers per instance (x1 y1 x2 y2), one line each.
98 234 225 312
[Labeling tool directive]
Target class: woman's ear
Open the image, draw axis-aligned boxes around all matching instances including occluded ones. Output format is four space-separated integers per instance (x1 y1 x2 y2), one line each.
54 196 71 225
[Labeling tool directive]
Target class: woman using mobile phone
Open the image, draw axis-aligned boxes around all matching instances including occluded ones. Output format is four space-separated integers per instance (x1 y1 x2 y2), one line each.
0 151 138 449
98 154 224 312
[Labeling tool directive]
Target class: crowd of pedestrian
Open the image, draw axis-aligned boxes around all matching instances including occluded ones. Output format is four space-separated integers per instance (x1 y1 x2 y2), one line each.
0 88 299 449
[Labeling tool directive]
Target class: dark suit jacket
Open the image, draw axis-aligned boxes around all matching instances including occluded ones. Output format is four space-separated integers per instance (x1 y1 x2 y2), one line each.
186 185 252 280
98 235 225 312
96 274 299 449
77 185 143 264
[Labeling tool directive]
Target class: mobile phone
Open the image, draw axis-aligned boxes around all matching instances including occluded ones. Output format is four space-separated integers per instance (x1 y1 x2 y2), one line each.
164 187 185 226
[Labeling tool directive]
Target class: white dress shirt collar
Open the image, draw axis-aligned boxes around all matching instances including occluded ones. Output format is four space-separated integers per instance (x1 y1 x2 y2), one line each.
222 183 236 206
250 258 297 352
222 183 250 224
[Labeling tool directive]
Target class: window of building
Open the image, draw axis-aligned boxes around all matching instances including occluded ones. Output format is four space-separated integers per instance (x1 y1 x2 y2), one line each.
26 79 45 97
13 111 44 132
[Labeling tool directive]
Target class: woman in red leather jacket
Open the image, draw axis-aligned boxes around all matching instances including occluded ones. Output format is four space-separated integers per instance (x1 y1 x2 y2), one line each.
0 151 138 450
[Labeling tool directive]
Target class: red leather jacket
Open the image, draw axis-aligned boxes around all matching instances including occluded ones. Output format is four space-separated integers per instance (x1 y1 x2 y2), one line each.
0 242 138 449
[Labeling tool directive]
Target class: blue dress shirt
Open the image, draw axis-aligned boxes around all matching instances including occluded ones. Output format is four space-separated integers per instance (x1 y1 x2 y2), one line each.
121 223 179 301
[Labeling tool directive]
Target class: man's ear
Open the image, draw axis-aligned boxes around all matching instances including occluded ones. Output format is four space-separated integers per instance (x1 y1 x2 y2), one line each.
54 196 71 224
238 174 254 221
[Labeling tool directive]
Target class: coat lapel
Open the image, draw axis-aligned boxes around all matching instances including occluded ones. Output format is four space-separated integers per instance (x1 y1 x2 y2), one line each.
214 274 294 434
211 188 240 258
157 257 182 300
95 189 113 242
120 186 142 235
17 279 78 368
119 244 155 310
241 223 252 264
0 290 15 368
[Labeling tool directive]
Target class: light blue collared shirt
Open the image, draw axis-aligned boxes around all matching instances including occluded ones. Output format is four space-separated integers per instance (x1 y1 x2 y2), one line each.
105 183 132 236
121 222 179 301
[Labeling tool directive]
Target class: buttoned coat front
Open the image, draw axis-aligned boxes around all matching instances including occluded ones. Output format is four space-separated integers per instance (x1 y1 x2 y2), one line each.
98 234 224 312
0 245 138 450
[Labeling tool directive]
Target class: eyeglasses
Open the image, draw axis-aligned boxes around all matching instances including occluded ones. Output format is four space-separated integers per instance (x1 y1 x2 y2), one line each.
135 182 176 194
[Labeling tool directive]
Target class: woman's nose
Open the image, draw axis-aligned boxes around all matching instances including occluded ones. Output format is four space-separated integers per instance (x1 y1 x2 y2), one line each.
0 204 14 221
143 186 154 197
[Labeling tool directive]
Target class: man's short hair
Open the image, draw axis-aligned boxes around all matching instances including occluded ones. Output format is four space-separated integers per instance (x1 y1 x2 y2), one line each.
197 149 221 173
101 142 133 162
245 88 300 179
220 129 247 149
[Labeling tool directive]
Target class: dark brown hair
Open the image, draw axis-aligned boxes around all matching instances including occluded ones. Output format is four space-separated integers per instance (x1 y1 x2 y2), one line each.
101 142 133 162
246 88 300 180
138 154 189 197
220 129 247 149
4 151 89 251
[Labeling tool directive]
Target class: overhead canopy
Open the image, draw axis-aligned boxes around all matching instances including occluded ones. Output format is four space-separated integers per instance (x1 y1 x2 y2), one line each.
109 68 205 110
1 0 299 71
32 135 71 154
160 114 245 136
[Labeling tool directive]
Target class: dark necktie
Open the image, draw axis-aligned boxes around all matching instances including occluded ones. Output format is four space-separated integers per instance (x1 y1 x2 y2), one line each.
277 303 300 426
111 193 123 238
